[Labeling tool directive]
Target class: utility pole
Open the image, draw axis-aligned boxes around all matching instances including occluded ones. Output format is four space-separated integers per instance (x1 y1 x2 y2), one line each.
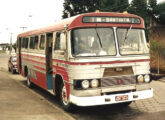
20 27 27 31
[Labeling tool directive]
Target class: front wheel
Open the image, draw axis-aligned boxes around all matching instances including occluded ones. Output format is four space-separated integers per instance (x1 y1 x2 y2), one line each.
59 83 74 112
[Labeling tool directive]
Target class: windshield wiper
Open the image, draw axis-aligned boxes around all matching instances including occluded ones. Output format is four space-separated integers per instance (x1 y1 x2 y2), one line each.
95 28 103 48
122 25 132 47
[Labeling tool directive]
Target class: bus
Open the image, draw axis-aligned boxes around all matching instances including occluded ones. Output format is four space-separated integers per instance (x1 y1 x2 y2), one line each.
17 12 153 111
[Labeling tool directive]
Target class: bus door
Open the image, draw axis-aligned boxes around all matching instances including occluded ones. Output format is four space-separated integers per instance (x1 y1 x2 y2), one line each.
53 31 67 91
46 33 53 89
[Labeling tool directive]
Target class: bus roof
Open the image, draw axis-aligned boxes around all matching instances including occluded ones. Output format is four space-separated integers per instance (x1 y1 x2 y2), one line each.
18 12 144 37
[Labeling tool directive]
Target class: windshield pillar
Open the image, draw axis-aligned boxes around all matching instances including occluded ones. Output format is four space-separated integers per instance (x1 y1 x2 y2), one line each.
113 27 120 57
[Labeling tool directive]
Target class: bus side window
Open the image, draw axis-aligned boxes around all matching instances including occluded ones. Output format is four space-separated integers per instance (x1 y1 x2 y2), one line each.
54 32 66 51
30 37 35 49
22 38 26 48
25 37 29 49
60 33 66 50
54 32 60 50
39 35 45 50
34 36 39 49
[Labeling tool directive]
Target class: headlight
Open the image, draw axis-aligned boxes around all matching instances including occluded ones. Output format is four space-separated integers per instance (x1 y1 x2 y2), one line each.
81 80 90 89
144 74 150 82
137 75 144 83
91 79 99 88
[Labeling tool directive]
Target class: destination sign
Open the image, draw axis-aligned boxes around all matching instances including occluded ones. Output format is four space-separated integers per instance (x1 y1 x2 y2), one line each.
83 16 141 24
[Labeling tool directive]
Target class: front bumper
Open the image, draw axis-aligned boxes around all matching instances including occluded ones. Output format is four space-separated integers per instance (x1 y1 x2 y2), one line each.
70 88 153 106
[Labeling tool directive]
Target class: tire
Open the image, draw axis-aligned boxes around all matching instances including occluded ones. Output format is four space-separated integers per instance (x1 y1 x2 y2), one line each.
27 75 34 88
12 68 15 74
8 67 11 72
59 83 75 112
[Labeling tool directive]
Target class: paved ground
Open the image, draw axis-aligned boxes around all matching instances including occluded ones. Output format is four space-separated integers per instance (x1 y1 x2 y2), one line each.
1 53 165 120
0 54 74 120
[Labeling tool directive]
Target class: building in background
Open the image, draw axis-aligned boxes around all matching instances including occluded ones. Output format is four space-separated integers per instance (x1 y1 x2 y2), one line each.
0 43 9 51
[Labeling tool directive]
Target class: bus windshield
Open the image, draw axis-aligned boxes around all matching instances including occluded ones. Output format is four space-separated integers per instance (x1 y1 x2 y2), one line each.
117 28 149 55
71 28 116 57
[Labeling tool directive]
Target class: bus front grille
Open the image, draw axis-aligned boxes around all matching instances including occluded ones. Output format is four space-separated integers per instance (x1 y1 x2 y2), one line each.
101 75 136 87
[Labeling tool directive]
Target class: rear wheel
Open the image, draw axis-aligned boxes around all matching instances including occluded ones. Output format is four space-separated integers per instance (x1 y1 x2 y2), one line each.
59 83 74 111
11 68 15 74
8 67 11 72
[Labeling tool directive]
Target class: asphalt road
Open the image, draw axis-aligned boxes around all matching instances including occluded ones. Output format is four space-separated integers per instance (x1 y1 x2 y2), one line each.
1 53 165 120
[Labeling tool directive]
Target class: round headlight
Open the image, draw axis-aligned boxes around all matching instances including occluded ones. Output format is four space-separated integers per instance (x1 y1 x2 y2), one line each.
81 80 90 89
91 79 99 88
137 75 144 83
144 74 150 82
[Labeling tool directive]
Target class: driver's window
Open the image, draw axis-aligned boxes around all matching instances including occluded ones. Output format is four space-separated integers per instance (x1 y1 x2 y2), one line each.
54 32 66 51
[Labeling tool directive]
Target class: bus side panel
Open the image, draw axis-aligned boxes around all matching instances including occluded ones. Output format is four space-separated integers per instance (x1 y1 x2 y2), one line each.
35 71 47 90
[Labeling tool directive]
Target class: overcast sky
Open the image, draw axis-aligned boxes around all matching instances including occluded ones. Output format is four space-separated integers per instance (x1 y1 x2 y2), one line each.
0 0 64 44
0 0 164 44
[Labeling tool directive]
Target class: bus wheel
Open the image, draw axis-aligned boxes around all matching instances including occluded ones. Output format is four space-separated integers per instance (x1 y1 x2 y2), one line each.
8 67 11 72
12 68 15 74
59 83 74 111
27 75 34 88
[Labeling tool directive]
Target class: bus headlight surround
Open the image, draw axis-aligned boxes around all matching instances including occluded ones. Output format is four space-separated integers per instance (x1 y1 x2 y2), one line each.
91 79 99 88
137 75 144 83
81 80 90 89
144 74 150 82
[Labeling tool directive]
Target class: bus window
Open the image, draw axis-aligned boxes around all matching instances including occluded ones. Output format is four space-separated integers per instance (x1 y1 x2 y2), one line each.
30 37 35 49
54 32 66 51
71 28 116 56
39 35 45 50
25 37 29 49
34 36 39 49
60 33 66 50
54 32 60 50
22 38 25 48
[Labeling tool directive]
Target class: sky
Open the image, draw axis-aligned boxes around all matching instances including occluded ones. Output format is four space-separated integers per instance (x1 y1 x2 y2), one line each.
0 0 164 44
0 0 64 44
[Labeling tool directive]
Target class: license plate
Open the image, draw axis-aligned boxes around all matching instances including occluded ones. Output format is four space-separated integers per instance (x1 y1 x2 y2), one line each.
115 95 128 101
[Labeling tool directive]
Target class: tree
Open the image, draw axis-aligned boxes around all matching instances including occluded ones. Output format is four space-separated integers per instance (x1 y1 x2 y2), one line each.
62 0 129 19
148 0 158 14
128 0 150 40
100 0 129 12
157 2 165 24
62 0 100 18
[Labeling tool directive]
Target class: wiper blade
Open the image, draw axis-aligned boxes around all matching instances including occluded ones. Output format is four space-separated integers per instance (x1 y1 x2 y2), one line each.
95 28 103 48
122 25 132 46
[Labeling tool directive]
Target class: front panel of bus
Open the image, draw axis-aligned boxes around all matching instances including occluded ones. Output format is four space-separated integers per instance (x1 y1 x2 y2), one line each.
66 16 153 106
